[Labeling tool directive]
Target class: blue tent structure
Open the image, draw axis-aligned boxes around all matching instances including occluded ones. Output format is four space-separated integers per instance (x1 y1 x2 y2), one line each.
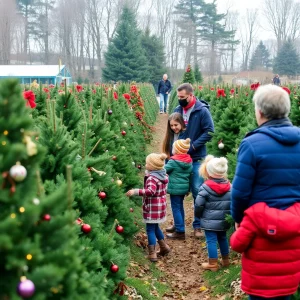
0 65 72 85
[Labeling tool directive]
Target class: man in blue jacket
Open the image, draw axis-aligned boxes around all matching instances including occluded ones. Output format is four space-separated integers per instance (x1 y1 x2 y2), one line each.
231 84 300 229
173 83 214 238
158 74 172 114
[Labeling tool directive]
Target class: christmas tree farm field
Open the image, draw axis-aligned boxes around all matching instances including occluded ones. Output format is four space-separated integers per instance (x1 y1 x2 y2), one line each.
0 79 160 299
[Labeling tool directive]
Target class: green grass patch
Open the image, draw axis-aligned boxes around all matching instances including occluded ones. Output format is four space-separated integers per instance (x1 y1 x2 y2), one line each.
126 243 170 299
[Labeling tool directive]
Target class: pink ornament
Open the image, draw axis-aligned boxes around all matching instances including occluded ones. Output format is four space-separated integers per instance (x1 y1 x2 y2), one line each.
17 279 35 298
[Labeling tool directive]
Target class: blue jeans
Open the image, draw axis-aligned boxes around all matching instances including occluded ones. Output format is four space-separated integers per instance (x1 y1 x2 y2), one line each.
249 296 291 300
146 223 165 246
191 161 203 229
170 195 185 233
204 230 229 259
159 93 168 112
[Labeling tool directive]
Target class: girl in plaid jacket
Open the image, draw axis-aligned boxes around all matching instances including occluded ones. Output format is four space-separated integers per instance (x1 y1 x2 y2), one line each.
126 153 170 262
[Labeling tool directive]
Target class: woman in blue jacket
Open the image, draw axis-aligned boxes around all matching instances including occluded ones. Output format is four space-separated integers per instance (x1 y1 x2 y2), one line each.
231 84 300 230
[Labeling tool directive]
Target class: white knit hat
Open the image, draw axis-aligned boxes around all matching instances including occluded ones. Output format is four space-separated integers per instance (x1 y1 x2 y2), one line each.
206 157 228 178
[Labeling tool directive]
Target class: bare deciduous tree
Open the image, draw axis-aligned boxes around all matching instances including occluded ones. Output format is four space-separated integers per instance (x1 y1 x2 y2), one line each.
263 0 300 52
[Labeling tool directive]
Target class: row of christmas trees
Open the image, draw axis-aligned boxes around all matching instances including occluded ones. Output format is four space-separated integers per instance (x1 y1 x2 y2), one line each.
168 82 300 180
0 79 158 299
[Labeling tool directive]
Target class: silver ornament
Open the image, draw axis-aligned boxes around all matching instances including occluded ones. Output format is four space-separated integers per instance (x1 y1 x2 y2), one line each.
9 162 27 182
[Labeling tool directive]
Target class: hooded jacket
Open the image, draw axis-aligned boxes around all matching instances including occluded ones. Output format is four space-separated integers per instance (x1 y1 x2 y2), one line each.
231 118 300 223
195 179 231 231
230 202 300 298
174 99 214 161
136 170 169 224
165 154 193 195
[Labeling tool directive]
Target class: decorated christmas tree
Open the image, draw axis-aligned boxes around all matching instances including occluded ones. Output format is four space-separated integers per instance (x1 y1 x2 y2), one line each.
0 79 94 299
182 64 195 84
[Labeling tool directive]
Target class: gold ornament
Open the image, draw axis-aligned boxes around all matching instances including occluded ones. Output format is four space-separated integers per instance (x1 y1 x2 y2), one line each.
116 179 123 186
19 207 25 213
24 135 37 156
3 130 8 135
26 254 32 260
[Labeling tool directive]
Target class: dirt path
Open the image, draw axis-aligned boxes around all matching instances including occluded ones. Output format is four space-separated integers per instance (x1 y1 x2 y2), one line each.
147 114 212 300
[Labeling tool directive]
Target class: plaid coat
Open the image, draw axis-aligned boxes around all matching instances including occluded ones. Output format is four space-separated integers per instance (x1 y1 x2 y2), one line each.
137 174 168 223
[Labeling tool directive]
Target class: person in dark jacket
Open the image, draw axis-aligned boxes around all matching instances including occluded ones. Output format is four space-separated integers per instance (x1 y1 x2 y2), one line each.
158 74 172 114
272 74 281 85
174 83 214 238
231 84 300 232
195 155 231 272
165 138 193 240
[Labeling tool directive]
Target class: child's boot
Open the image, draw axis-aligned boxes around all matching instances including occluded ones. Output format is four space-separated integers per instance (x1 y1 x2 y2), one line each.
221 255 230 267
157 240 171 256
201 258 219 271
148 245 158 262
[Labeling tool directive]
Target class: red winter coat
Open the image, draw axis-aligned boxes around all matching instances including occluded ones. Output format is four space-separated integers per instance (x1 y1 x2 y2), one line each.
137 173 168 223
230 202 300 298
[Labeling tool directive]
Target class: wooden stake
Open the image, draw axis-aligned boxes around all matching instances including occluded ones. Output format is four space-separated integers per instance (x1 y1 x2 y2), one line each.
66 165 73 210
88 138 102 157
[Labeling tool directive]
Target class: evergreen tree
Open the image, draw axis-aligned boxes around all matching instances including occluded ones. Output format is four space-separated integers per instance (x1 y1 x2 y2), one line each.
194 63 203 82
197 0 238 75
174 0 204 65
273 39 300 76
182 64 195 84
249 41 272 71
141 28 167 86
0 79 93 299
102 6 150 82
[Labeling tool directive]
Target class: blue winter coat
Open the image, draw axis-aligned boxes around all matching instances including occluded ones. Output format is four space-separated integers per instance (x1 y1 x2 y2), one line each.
174 99 214 161
231 118 300 224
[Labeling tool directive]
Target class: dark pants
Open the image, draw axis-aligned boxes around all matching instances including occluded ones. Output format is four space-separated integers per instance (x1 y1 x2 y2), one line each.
170 195 185 232
249 295 291 300
146 223 164 246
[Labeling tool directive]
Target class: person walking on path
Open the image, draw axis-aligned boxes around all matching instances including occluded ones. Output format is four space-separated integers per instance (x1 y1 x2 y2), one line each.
272 74 281 85
231 84 300 229
195 155 231 272
230 202 300 300
126 153 171 262
164 138 193 240
158 74 172 114
174 83 214 238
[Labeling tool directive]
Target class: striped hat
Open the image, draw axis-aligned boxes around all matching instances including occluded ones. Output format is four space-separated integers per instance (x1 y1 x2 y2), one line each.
173 138 191 155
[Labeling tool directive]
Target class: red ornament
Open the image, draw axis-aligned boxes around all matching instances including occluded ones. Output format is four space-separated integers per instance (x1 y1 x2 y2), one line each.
137 165 142 170
115 225 124 234
112 156 117 161
230 89 235 95
81 224 92 234
130 208 134 212
98 191 106 199
43 214 51 221
121 130 126 136
111 264 119 273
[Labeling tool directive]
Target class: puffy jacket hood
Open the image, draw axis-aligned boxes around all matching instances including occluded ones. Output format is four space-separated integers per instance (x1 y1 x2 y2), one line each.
149 170 168 183
246 202 300 241
170 154 193 167
204 179 231 195
246 118 300 145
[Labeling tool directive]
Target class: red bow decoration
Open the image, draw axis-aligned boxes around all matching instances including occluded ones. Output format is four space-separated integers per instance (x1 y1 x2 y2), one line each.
123 93 131 105
113 91 118 100
130 85 138 93
282 87 291 94
217 89 226 98
49 84 55 88
198 86 203 90
210 87 215 91
76 85 83 92
23 90 36 108
113 282 128 296
230 89 235 95
250 83 260 90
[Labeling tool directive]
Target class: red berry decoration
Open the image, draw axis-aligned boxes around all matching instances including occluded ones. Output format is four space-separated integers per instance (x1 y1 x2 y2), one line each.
110 264 119 273
98 191 106 199
43 214 51 221
108 109 113 115
81 224 92 234
115 225 124 234
130 208 134 212
121 130 126 136
112 155 117 161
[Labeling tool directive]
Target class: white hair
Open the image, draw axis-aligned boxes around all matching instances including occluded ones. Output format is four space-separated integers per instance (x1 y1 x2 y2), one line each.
253 84 290 119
